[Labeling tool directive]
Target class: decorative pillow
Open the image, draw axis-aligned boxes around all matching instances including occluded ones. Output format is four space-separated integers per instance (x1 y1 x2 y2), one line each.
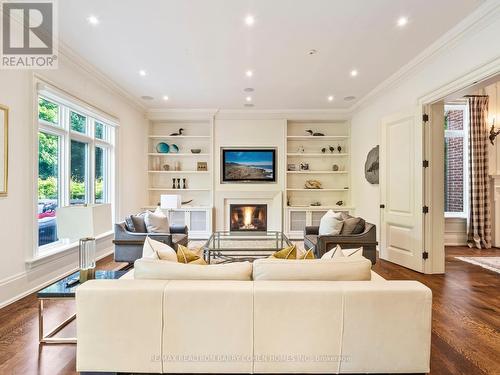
252 257 372 281
297 247 316 259
270 245 296 259
321 245 344 259
351 218 366 235
342 246 364 257
142 237 177 262
177 244 207 264
144 207 170 233
134 258 252 280
341 217 366 235
318 210 344 236
124 216 136 232
130 212 147 233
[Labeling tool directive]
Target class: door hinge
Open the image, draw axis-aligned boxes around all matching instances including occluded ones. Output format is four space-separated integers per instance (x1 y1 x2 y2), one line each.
423 160 429 168
422 251 429 260
423 206 429 214
422 113 429 122
380 204 385 208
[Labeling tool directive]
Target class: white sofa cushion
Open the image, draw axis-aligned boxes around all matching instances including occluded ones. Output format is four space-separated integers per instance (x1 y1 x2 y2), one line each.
321 245 364 259
318 210 344 235
142 236 177 261
144 207 170 233
252 257 372 281
134 258 253 280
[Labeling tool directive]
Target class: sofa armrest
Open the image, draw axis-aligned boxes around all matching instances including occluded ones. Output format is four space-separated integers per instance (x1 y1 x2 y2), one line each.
304 226 319 235
170 224 188 234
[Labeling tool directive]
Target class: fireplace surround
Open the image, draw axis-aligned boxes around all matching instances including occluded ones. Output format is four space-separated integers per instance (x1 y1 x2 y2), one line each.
230 204 267 232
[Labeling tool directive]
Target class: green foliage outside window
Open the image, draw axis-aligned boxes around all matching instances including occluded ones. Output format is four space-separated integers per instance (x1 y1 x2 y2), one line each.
71 112 86 133
39 98 58 124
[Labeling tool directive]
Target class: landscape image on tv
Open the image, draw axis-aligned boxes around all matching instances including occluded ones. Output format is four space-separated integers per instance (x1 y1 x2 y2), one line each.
222 149 276 182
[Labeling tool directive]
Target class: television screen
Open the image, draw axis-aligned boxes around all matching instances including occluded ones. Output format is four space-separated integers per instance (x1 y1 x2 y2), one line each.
222 148 276 182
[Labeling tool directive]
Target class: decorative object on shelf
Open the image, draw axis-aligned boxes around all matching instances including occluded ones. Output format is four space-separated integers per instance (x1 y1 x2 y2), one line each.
297 145 305 153
364 145 379 184
287 196 291 206
305 179 322 189
190 148 201 154
182 178 187 189
299 162 309 171
162 164 170 171
321 147 326 154
329 145 335 153
332 164 339 171
336 200 344 206
174 161 181 171
169 128 184 136
310 201 322 206
305 129 325 136
197 161 208 171
0 104 8 196
343 186 349 189
337 144 342 153
160 194 181 214
170 144 179 153
176 178 181 189
156 142 170 153
182 199 193 205
287 164 296 171
172 178 176 189
56 204 112 283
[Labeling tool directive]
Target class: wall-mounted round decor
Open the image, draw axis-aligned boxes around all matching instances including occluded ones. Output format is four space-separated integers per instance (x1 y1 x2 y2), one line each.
364 145 379 184
156 142 170 153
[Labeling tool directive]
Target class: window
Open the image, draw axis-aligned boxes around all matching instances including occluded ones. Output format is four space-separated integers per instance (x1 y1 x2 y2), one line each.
37 94 115 251
444 104 468 217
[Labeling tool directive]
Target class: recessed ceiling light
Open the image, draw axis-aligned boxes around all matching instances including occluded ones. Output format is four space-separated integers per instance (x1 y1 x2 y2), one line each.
245 15 255 26
397 16 408 27
308 49 318 55
87 15 99 25
140 95 154 100
327 95 334 102
244 87 254 93
344 96 356 101
246 96 252 102
350 69 358 77
245 70 253 77
139 69 147 76
162 95 169 101
244 103 254 107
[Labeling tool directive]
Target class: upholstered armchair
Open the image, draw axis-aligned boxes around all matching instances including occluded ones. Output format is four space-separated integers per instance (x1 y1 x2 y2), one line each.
113 222 188 264
304 222 377 264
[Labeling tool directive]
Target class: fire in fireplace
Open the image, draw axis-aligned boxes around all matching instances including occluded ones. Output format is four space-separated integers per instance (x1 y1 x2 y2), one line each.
230 204 267 231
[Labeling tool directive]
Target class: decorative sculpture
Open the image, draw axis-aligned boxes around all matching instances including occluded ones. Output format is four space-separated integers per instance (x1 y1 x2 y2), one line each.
169 128 184 136
365 145 379 184
305 179 322 189
305 129 325 136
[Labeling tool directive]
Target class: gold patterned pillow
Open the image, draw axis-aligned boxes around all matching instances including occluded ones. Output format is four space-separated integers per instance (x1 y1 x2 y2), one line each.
177 245 207 265
297 248 316 259
270 245 297 259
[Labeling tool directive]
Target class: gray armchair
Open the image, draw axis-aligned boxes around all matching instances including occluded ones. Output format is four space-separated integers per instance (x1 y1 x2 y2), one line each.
304 222 377 264
113 222 189 264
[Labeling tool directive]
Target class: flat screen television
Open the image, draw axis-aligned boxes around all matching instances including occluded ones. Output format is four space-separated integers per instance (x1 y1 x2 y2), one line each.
221 148 276 183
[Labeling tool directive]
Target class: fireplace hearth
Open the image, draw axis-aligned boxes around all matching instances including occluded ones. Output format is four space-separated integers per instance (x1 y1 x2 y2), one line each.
230 204 267 232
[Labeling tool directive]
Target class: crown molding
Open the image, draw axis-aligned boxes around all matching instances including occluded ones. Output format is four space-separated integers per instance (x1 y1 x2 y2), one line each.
348 0 500 113
57 41 147 113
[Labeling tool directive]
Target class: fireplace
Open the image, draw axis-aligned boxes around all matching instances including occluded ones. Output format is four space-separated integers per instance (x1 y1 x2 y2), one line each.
230 204 267 232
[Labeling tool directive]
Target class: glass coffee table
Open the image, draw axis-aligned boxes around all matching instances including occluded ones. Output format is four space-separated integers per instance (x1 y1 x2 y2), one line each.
203 231 291 264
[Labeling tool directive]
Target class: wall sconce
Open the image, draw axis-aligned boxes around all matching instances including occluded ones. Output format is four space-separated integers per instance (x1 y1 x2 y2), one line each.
489 117 498 145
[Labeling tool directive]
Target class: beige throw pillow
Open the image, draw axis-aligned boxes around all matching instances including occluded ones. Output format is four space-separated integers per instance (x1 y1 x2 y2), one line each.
144 207 170 233
318 210 344 236
321 245 344 259
142 237 177 262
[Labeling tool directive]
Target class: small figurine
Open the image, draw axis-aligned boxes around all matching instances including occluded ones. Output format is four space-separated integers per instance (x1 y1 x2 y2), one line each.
332 164 339 171
182 178 187 189
310 201 321 206
337 144 342 153
329 146 335 153
299 162 309 171
336 200 344 206
305 179 322 189
172 178 176 189
321 147 326 153
169 128 184 136
305 129 325 136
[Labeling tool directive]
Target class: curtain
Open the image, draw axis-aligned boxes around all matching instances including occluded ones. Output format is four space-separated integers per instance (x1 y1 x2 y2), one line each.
467 96 491 249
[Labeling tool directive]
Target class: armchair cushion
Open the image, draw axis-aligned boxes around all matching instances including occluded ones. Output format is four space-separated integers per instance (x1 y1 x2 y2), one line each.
130 213 147 233
318 210 343 235
144 208 170 233
341 217 366 235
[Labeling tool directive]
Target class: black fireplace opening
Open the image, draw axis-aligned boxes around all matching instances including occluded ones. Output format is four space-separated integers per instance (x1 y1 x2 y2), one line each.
230 204 267 232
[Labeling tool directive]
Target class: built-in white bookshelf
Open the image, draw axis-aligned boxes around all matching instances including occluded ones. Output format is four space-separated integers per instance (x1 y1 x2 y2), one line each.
284 120 353 238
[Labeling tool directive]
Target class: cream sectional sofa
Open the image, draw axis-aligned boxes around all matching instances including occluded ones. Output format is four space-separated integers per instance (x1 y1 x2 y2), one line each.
76 258 432 374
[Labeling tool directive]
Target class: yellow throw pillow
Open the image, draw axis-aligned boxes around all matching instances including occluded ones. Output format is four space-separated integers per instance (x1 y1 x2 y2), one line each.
298 248 316 260
271 245 297 259
177 245 207 265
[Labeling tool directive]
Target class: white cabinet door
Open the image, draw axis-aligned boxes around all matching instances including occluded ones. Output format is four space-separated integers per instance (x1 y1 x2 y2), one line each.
380 112 424 272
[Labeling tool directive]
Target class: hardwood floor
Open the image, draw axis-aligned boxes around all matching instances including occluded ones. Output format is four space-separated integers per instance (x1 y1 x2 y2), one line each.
0 248 499 374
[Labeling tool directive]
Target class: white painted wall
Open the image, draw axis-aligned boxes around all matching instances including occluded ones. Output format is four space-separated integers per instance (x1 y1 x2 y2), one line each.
350 7 500 235
0 53 148 307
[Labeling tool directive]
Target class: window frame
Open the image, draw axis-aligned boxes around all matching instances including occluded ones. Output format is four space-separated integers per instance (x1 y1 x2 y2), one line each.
36 93 116 255
444 104 469 219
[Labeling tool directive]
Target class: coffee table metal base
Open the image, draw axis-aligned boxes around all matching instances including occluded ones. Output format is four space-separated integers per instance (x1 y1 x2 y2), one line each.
38 298 76 344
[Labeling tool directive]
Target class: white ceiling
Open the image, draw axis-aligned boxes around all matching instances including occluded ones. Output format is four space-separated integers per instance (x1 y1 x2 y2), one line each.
59 0 484 110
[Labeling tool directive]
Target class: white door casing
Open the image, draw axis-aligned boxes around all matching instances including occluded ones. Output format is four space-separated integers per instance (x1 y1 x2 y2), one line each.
380 111 424 272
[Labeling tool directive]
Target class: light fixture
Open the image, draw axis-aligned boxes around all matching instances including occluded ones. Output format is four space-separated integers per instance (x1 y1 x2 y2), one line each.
246 96 252 102
139 69 147 76
246 70 253 77
244 103 254 107
344 96 356 101
308 49 318 55
162 95 169 101
397 16 408 27
245 15 255 26
244 87 254 93
87 15 99 25
350 69 358 77
327 95 334 102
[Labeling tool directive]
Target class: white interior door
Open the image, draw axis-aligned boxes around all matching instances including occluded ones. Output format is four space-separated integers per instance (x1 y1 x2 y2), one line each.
380 111 424 272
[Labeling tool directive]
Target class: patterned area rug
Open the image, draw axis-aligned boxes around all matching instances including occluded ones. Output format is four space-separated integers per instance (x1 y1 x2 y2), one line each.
456 257 500 274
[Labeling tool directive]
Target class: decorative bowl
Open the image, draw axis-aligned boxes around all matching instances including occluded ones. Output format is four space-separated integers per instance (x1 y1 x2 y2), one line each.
156 142 170 153
171 144 179 153
190 149 201 154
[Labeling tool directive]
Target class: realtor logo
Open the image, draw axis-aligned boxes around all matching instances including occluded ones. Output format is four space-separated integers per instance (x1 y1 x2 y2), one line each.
1 1 58 69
